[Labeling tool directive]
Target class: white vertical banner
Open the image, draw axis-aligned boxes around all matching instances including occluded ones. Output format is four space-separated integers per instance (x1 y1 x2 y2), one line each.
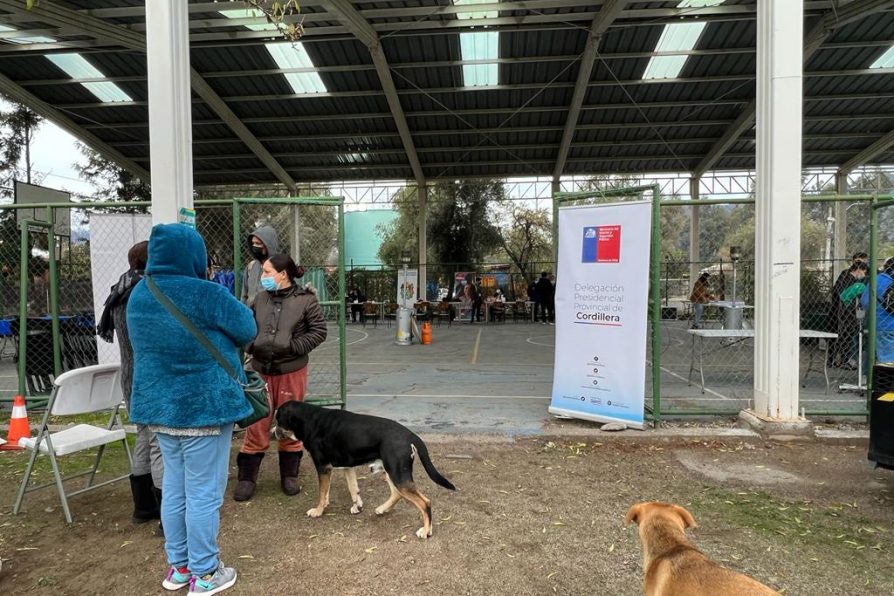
549 201 652 429
89 214 153 365
397 268 418 308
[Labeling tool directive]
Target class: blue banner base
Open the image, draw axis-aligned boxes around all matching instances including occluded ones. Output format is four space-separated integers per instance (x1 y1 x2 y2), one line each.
548 406 645 430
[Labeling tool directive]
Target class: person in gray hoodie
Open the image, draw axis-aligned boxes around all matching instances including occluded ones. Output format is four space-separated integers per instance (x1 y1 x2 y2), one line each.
241 225 280 306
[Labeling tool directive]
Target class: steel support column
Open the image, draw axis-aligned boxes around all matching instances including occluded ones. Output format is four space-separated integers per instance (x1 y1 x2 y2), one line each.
834 174 849 266
418 184 427 301
146 1 193 224
688 177 701 288
752 0 803 420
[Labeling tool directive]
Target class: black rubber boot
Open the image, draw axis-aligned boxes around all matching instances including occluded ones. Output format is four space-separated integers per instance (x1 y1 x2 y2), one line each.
129 474 160 523
234 452 264 502
279 451 302 496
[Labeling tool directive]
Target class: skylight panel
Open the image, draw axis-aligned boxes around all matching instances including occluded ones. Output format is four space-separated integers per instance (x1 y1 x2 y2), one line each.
455 0 498 20
870 46 894 69
454 0 499 87
641 0 724 80
0 23 55 44
220 8 327 95
46 53 132 103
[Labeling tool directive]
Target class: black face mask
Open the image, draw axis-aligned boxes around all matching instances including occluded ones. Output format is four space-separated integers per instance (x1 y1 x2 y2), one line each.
250 246 267 261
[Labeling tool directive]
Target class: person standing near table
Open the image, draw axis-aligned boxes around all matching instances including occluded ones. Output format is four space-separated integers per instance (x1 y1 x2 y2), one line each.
862 257 894 365
689 272 714 329
347 286 365 323
535 271 555 325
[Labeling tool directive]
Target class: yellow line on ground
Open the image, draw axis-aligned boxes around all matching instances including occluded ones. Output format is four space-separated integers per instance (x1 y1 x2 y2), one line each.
470 328 482 365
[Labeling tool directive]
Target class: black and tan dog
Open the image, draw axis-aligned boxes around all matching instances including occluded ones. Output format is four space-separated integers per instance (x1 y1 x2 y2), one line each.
625 502 780 596
273 401 456 539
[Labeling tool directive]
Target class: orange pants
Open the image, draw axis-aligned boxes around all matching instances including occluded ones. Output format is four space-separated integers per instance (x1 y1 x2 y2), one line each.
240 366 307 454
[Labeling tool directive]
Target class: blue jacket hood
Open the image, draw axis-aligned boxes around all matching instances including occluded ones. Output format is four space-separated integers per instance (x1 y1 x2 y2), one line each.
146 223 207 279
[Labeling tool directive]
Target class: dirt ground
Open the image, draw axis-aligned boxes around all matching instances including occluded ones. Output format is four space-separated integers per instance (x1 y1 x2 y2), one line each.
1 435 893 595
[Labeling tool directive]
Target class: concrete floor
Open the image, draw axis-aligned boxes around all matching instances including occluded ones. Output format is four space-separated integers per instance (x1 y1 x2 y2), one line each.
1 318 868 433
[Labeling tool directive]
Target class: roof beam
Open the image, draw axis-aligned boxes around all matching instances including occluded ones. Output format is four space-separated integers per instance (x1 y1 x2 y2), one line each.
693 0 894 178
0 71 149 181
317 0 424 185
0 0 297 193
839 129 894 174
553 0 627 180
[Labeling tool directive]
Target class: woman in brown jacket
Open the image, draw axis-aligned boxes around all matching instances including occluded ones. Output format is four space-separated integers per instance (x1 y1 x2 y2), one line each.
234 254 328 502
689 272 714 329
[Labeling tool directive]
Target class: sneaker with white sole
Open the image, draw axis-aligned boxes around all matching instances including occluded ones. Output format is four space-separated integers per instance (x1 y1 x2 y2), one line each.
189 563 237 595
162 566 191 591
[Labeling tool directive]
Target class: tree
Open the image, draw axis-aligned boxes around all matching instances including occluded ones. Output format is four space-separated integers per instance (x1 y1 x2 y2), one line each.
491 203 551 284
73 142 150 206
0 104 43 197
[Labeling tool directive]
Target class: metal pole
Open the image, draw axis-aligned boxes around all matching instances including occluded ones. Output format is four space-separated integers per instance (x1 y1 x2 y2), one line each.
46 207 61 376
650 184 662 426
867 198 878 409
17 222 28 397
337 200 347 409
232 200 242 299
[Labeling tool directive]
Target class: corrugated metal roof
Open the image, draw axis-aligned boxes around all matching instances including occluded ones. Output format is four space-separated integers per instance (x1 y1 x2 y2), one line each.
0 0 891 184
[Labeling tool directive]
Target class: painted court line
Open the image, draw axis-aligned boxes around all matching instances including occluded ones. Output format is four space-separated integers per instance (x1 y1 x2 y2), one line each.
470 328 482 364
349 393 550 400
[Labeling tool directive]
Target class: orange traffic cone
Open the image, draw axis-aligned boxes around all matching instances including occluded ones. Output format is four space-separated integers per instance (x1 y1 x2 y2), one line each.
1 394 30 451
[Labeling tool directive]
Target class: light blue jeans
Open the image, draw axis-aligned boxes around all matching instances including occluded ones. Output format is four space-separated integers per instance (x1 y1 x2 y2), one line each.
156 425 233 576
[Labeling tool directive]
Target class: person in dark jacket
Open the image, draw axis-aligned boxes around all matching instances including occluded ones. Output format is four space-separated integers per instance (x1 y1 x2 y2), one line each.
128 224 256 594
347 286 365 323
241 224 280 307
234 253 328 502
535 271 555 324
527 279 539 321
831 252 869 367
98 241 164 531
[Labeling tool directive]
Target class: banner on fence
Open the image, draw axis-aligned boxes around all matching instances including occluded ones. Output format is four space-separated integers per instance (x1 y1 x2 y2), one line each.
548 201 652 429
89 214 153 365
397 268 418 308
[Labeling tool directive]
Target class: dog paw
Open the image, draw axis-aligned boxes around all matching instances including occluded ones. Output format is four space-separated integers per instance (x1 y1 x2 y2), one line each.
306 507 325 518
350 502 363 515
375 506 388 516
415 527 430 539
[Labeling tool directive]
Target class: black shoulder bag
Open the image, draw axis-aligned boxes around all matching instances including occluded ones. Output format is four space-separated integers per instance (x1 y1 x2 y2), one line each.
146 275 270 428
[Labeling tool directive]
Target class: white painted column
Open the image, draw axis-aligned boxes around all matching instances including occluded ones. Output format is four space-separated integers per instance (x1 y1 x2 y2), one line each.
146 1 193 225
834 174 848 265
418 184 427 301
752 0 803 420
688 177 701 288
551 178 561 265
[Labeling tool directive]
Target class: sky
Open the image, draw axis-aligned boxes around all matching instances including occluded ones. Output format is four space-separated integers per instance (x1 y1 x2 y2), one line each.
1 97 98 199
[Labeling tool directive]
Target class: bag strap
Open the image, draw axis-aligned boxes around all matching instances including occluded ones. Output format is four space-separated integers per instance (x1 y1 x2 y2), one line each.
145 275 240 381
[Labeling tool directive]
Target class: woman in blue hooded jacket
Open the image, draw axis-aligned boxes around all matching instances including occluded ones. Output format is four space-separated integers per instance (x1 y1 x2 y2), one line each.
128 224 256 595
862 257 894 364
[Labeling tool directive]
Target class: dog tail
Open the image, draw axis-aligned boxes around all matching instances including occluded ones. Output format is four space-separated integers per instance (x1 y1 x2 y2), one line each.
412 440 456 491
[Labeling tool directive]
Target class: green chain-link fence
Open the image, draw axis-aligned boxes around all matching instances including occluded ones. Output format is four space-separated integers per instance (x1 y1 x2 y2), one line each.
0 197 346 409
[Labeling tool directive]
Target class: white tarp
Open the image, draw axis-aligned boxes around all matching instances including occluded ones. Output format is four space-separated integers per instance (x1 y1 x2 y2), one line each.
548 201 652 429
89 214 152 365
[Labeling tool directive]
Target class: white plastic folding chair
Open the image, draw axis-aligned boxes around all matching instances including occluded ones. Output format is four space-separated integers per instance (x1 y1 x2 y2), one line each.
14 363 132 523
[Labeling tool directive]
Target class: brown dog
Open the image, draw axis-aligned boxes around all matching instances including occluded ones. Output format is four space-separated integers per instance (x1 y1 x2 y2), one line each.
624 502 780 596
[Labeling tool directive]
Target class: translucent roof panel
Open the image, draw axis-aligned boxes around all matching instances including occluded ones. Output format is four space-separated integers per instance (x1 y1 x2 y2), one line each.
0 24 55 44
455 0 498 20
460 31 499 87
642 0 724 79
220 9 326 94
869 46 894 69
46 53 132 103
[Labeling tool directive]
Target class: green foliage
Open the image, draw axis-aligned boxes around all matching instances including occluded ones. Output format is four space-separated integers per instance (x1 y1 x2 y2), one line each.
0 104 42 195
73 142 150 208
491 202 551 284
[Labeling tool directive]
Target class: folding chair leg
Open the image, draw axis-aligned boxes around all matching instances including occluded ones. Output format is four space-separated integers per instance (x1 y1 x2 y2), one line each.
87 444 107 488
48 446 74 524
13 428 44 516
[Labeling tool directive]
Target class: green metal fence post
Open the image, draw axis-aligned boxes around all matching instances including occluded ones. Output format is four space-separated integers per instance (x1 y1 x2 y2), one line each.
338 200 347 409
17 222 28 397
867 197 878 409
232 200 242 300
650 185 662 426
46 207 62 376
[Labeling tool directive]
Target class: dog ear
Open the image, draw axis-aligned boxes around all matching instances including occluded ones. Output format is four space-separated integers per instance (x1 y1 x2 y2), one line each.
624 503 643 526
673 505 697 529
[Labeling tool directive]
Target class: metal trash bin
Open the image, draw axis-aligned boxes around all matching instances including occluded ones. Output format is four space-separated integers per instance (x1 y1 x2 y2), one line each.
395 307 412 346
723 306 743 330
869 363 894 470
